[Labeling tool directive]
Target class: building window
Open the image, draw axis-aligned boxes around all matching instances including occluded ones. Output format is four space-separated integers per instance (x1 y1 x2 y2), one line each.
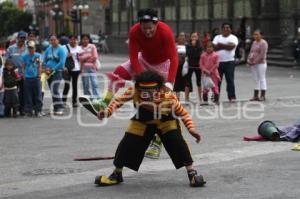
112 0 118 22
213 0 228 19
150 0 161 19
196 0 208 19
150 0 160 7
180 0 192 20
280 0 293 11
165 0 176 20
121 11 128 22
139 0 149 8
234 0 251 17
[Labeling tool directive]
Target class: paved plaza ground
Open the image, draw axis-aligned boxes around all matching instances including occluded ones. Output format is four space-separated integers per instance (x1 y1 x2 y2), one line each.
0 54 299 199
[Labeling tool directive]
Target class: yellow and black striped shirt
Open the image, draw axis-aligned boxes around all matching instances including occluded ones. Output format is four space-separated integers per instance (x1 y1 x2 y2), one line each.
106 87 195 131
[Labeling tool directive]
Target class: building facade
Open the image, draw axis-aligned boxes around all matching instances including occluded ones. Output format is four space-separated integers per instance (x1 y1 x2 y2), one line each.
105 0 300 57
34 0 107 38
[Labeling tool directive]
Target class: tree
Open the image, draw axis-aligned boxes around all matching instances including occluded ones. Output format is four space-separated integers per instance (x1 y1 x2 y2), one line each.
0 2 33 38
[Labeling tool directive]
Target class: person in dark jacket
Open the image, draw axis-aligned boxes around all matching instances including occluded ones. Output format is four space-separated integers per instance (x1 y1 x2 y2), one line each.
185 32 202 103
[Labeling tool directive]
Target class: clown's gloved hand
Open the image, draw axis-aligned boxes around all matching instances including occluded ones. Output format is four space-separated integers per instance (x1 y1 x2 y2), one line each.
164 82 174 91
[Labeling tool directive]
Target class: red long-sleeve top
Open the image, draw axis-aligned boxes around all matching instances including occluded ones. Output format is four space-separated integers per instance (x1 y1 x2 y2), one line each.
128 22 178 83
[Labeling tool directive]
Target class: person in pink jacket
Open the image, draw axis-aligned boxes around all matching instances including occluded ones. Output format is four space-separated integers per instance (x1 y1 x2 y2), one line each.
247 29 268 101
200 42 220 105
78 34 100 99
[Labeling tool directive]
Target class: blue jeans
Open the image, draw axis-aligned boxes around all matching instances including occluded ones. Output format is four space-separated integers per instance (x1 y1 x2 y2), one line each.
24 78 43 113
82 68 100 99
218 61 236 100
47 70 64 112
0 92 4 116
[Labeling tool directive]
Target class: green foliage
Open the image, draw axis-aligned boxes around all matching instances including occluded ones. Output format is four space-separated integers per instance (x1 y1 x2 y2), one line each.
0 2 33 37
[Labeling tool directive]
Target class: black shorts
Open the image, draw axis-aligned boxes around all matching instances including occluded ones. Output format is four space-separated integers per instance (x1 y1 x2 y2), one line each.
113 119 194 171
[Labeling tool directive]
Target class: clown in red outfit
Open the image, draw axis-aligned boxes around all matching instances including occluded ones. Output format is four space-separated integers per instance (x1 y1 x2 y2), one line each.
106 9 178 98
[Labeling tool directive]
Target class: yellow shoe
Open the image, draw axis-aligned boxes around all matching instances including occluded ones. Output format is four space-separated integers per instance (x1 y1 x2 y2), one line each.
291 144 300 151
94 171 123 186
145 135 162 159
79 96 108 116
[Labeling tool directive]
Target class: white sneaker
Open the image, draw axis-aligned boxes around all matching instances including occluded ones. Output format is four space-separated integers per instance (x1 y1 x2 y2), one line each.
54 110 64 116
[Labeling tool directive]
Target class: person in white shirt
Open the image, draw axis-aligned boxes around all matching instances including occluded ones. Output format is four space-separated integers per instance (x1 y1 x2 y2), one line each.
62 35 82 107
213 22 238 102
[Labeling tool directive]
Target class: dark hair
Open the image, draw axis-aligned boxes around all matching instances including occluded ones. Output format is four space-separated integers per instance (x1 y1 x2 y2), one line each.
69 35 77 39
4 59 13 67
190 32 199 38
28 31 36 36
49 34 57 39
137 8 158 23
188 32 201 47
254 29 263 35
205 41 214 49
135 71 164 88
222 22 233 30
59 36 69 45
81 34 90 40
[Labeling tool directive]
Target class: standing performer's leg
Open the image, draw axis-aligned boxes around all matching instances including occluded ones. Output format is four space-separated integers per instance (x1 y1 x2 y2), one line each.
79 61 133 115
103 64 132 104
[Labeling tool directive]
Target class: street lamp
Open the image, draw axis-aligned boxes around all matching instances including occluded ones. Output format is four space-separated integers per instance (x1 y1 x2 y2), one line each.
72 0 89 36
50 0 63 35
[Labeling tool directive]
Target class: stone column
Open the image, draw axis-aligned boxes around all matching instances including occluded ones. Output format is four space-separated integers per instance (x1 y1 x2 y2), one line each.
249 0 261 29
208 0 214 31
118 0 121 35
175 0 180 35
104 0 113 34
191 0 196 32
227 0 234 23
259 0 280 46
160 0 165 21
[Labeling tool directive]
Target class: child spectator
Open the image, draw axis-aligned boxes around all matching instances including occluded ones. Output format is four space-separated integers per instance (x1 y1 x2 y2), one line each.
3 60 19 117
200 42 220 105
22 41 43 117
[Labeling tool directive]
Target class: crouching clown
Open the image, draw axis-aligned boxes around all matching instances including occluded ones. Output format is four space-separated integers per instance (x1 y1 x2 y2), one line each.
94 71 206 187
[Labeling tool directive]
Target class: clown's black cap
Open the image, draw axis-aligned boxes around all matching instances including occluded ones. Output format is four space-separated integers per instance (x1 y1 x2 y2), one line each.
138 8 159 23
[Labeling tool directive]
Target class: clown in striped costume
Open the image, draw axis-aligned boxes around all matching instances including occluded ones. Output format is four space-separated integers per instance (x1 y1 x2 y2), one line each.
94 71 206 187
